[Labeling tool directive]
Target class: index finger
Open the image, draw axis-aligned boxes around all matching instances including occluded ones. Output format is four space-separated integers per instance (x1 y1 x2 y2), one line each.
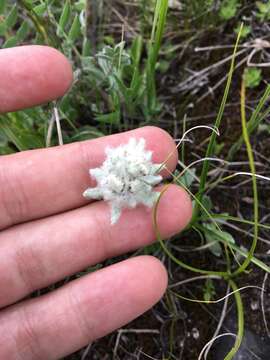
0 45 73 113
0 127 178 229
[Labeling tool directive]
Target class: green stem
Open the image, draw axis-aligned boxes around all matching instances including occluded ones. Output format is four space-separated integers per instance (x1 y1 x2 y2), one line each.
232 79 258 277
228 84 270 160
146 0 168 116
191 24 243 224
224 279 244 360
18 0 55 46
198 214 270 231
153 185 229 278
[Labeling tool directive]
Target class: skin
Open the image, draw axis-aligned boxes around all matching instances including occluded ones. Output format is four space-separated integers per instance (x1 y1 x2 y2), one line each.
0 45 193 360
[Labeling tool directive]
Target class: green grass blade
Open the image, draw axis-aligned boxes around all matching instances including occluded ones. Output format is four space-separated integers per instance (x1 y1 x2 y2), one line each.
68 14 81 42
146 0 168 114
5 3 18 29
232 79 259 277
58 0 71 34
3 36 17 48
0 0 6 14
153 184 228 277
224 279 244 360
229 242 270 273
198 214 270 231
192 23 243 223
228 84 270 159
0 116 24 151
17 20 30 42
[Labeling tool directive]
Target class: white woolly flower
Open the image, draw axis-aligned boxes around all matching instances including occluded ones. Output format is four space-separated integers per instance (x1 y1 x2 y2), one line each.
83 138 164 224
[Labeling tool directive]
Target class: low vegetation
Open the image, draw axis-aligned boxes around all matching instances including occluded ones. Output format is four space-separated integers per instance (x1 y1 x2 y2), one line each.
1 1 270 359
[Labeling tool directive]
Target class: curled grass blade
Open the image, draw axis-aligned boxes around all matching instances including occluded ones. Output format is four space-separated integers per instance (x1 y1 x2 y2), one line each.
153 182 229 277
228 84 270 160
171 284 262 304
224 280 244 360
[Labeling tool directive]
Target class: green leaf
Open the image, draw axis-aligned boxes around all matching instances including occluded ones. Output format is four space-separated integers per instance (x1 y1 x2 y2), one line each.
16 20 30 42
3 36 17 48
219 0 240 20
0 145 14 155
177 168 196 188
244 67 262 89
113 76 133 99
74 0 85 11
96 42 131 77
68 14 81 42
203 279 216 302
131 35 143 66
202 223 235 257
70 126 104 141
0 0 6 14
58 0 71 34
82 38 91 57
213 141 225 156
0 22 6 36
256 1 270 20
201 195 213 213
5 4 18 29
95 110 120 124
0 130 7 146
33 4 47 16
234 23 251 39
0 116 24 151
256 1 267 13
81 57 105 81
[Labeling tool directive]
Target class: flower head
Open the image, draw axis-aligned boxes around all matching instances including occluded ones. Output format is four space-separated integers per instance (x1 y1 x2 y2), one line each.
83 138 163 224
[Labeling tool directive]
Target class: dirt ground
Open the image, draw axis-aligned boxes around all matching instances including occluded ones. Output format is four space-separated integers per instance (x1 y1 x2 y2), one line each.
65 2 270 358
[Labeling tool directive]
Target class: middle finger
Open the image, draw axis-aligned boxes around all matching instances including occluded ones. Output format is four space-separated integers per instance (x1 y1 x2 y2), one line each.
0 185 192 308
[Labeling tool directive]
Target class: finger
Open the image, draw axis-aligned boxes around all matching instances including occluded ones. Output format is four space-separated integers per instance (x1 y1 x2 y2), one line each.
0 45 73 113
0 126 178 229
0 256 168 360
0 185 191 307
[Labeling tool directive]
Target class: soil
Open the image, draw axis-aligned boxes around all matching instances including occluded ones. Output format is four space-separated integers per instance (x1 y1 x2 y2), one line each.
64 3 270 359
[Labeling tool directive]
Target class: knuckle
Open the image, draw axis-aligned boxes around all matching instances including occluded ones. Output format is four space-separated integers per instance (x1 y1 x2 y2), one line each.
0 158 30 228
15 244 46 295
91 207 113 259
15 306 44 360
0 160 14 227
67 284 94 341
76 141 93 172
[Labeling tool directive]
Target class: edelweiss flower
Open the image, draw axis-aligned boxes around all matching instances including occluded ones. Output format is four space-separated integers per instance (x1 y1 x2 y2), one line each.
83 138 164 224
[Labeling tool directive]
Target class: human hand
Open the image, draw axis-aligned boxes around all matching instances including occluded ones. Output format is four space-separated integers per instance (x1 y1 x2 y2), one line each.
0 46 192 360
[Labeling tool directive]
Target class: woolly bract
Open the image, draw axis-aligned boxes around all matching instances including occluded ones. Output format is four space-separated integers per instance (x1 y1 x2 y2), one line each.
83 138 163 224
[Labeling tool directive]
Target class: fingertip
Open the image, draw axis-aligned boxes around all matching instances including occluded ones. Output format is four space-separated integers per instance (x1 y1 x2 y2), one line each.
0 45 73 112
142 126 178 174
132 256 168 303
155 184 193 238
24 45 74 101
42 46 73 95
124 126 178 176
